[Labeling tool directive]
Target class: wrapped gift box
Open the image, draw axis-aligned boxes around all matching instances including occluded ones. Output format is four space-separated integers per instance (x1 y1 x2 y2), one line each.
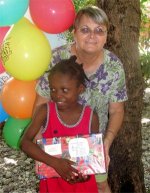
35 133 106 179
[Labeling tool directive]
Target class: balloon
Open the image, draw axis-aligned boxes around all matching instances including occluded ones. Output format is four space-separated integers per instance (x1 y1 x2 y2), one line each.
0 102 9 123
0 0 29 26
29 0 76 34
1 78 36 118
2 117 31 149
0 72 10 92
0 17 51 81
0 26 10 42
0 26 10 73
0 63 5 74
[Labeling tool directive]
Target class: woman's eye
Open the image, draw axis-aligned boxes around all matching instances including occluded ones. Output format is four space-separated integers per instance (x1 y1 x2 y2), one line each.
95 28 107 35
96 28 103 33
80 27 89 34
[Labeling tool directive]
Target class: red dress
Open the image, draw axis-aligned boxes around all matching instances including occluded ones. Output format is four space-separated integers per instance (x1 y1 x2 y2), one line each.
39 102 98 193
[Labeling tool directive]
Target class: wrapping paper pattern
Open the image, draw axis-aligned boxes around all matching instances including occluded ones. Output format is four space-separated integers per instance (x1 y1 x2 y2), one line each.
35 134 106 179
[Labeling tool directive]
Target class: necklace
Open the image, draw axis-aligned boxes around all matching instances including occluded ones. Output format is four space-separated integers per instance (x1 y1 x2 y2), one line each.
55 104 85 128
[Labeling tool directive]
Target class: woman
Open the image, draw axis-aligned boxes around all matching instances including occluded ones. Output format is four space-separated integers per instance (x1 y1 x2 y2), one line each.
34 6 128 193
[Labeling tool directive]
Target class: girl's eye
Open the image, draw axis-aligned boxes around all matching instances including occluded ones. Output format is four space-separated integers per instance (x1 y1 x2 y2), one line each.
63 88 68 93
50 88 55 92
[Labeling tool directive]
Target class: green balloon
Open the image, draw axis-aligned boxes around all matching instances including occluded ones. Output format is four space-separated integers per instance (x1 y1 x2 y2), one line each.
2 117 31 149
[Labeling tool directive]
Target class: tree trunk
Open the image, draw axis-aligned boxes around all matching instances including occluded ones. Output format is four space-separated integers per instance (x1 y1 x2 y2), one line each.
96 0 146 192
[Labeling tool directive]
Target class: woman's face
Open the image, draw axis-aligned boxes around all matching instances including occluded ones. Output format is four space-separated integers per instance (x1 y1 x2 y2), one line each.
73 15 107 54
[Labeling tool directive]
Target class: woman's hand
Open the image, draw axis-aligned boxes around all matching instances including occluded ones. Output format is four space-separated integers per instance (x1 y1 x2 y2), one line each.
104 138 110 170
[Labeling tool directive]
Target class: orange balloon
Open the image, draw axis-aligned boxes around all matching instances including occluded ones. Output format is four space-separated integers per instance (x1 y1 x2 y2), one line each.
1 78 36 118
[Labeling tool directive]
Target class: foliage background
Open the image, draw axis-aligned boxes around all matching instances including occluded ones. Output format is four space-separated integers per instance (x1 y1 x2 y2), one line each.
139 0 150 85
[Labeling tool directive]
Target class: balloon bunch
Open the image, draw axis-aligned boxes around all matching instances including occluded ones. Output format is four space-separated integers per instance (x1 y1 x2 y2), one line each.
0 0 76 149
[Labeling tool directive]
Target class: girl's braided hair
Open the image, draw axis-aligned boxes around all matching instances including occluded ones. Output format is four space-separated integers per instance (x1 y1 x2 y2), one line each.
48 55 89 87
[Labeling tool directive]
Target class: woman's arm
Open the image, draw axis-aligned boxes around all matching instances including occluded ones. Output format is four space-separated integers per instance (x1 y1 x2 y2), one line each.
104 101 124 167
104 101 124 149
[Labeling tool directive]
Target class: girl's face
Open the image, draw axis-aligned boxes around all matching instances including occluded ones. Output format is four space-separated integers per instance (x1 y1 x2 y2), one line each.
73 15 107 54
49 72 84 110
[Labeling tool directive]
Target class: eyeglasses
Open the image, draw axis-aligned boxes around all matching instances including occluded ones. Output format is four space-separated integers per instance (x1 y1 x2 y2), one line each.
78 26 107 36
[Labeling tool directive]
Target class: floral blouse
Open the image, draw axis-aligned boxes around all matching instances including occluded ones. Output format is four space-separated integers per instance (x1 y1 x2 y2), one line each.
36 44 128 134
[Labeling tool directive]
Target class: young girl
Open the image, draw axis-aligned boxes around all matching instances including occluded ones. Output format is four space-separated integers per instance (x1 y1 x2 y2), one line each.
21 56 99 193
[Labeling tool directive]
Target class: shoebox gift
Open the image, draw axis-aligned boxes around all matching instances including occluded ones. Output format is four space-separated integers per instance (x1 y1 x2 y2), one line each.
35 133 106 179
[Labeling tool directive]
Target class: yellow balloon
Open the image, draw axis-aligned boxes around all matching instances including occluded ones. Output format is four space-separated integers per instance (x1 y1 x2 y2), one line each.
0 17 51 81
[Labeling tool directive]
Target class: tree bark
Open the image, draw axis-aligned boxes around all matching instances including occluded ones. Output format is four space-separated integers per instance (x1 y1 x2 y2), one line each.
96 0 146 192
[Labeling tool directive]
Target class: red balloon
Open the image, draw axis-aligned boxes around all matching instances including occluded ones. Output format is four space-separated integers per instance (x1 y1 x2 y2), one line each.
29 0 76 34
0 26 10 73
1 78 36 118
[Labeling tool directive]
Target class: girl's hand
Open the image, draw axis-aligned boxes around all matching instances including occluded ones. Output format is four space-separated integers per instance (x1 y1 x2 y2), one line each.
69 172 90 184
52 157 78 181
52 157 90 183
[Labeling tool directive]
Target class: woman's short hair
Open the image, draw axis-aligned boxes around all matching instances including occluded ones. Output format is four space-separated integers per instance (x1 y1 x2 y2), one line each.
74 6 109 29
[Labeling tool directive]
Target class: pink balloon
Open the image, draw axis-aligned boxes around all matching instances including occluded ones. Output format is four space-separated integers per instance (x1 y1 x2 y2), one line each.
0 27 10 42
0 63 5 74
0 26 10 73
29 0 76 34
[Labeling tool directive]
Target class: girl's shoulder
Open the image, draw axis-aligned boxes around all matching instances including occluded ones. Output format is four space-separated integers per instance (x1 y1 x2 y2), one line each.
34 103 47 118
